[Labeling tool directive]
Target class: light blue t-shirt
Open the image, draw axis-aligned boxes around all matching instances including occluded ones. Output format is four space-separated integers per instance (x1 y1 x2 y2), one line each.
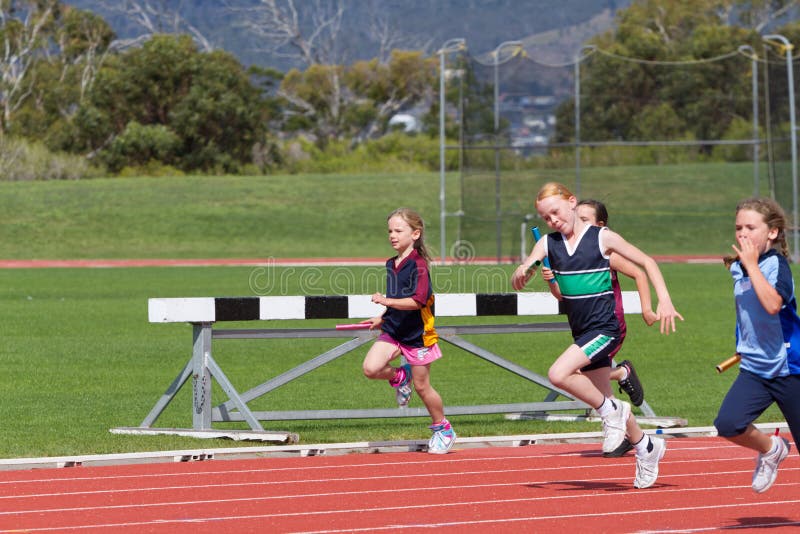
732 249 800 378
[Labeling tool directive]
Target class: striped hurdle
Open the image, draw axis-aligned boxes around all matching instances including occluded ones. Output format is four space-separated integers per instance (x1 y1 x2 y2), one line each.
116 292 666 443
148 291 643 323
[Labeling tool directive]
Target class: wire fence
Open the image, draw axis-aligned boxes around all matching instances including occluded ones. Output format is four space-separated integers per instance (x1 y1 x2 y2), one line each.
438 38 800 263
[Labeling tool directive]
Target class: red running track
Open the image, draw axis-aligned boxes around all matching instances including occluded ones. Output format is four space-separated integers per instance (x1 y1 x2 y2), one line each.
0 435 798 533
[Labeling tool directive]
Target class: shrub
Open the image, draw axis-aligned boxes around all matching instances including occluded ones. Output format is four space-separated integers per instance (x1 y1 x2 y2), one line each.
712 117 762 162
117 161 185 178
277 132 451 174
0 137 104 181
100 122 181 173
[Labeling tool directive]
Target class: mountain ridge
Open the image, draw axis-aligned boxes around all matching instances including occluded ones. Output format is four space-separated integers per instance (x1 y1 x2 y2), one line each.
62 0 633 69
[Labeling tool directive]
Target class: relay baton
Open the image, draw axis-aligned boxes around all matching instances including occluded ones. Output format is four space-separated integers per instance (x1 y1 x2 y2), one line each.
715 354 741 373
531 227 555 284
525 260 541 275
335 321 372 331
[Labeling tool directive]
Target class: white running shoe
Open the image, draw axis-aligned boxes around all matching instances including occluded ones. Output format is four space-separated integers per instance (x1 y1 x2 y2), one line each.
601 400 631 454
752 435 791 493
393 364 413 407
428 421 456 454
634 437 666 489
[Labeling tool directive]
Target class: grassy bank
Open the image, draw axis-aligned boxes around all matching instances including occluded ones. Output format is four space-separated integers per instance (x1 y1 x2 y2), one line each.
0 161 766 260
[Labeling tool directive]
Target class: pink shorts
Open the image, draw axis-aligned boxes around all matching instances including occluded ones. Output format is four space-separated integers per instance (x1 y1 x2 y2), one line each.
377 333 443 366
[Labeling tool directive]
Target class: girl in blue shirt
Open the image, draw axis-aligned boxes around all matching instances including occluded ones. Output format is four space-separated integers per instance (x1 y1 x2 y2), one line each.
715 197 800 493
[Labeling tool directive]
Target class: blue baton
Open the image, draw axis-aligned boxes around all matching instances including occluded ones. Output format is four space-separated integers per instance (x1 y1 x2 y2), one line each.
531 227 555 284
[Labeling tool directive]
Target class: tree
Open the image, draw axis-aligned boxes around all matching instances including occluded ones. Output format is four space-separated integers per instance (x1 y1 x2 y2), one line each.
73 34 266 172
10 5 116 146
57 6 115 101
228 0 346 143
228 0 436 145
0 0 59 136
90 0 215 52
345 50 437 139
738 0 800 32
553 0 762 147
1 2 117 147
229 0 345 66
170 48 267 171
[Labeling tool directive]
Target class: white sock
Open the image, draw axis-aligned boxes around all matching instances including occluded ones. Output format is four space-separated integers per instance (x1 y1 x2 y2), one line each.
767 435 779 455
634 434 652 455
617 366 629 381
596 397 616 417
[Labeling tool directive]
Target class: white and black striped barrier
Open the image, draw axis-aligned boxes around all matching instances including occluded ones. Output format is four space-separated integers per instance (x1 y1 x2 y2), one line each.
148 291 644 323
114 292 658 443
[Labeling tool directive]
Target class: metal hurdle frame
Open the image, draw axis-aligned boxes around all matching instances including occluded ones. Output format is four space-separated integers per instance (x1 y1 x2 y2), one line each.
112 292 674 443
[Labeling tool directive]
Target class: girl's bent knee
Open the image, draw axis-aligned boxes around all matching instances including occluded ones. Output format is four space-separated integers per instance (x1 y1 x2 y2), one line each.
713 414 742 438
362 364 381 380
548 369 566 389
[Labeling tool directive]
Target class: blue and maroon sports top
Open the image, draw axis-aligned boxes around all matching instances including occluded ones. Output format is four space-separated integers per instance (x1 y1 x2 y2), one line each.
732 248 800 378
380 249 438 348
608 269 627 357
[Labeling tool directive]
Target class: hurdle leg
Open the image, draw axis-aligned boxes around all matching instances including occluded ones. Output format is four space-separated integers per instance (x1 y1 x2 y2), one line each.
214 335 373 419
441 334 577 402
138 322 218 429
192 323 213 430
139 359 193 428
205 355 264 431
638 399 656 417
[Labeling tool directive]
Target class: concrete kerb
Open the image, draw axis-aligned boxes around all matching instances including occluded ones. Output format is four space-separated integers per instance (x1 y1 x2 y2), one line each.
0 422 788 472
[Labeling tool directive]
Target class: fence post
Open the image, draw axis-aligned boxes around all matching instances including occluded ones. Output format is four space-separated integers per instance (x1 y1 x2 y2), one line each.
439 38 465 265
764 35 799 262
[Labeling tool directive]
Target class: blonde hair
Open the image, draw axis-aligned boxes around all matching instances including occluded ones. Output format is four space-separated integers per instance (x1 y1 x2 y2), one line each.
388 207 432 264
723 197 790 269
537 182 575 203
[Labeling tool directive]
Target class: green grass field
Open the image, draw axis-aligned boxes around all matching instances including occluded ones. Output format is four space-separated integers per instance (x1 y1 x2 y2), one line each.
0 162 791 458
0 161 769 260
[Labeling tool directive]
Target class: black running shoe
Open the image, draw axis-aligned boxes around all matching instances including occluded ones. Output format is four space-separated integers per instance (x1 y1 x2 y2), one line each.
617 360 644 407
603 438 633 458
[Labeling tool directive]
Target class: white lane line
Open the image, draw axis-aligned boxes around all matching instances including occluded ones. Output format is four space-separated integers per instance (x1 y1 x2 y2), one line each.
4 496 800 532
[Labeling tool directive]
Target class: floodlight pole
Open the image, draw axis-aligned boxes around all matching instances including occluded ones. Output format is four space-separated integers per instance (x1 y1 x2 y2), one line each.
574 46 596 199
493 41 523 263
764 35 799 262
438 38 465 265
739 45 759 196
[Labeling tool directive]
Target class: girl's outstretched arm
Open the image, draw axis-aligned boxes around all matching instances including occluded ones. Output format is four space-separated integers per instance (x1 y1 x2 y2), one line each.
610 253 657 326
371 293 422 310
512 239 547 290
603 230 684 334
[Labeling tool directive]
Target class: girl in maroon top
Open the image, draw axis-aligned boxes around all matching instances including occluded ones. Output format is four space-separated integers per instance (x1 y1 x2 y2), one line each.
362 208 456 454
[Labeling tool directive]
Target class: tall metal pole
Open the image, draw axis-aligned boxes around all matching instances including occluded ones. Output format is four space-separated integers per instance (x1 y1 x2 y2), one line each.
763 42 779 198
494 45 501 262
492 41 523 263
765 35 799 262
438 38 465 265
574 46 595 199
739 45 759 196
